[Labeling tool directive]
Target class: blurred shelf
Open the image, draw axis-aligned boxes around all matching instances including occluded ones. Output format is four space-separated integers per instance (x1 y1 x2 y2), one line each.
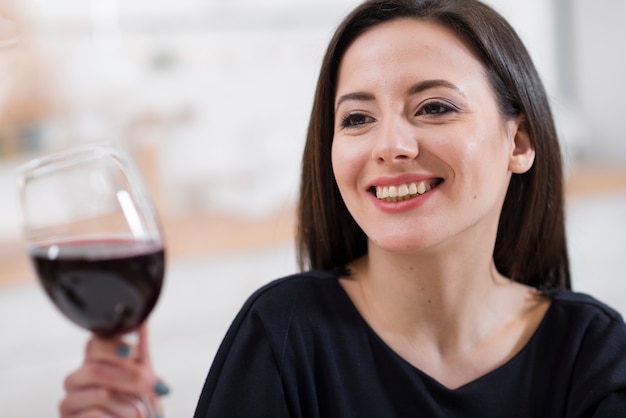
565 161 626 197
2 160 625 287
0 206 296 286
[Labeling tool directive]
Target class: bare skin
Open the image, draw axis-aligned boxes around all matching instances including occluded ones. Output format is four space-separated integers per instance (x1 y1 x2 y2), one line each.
58 16 551 415
59 325 164 418
340 256 550 390
332 18 549 390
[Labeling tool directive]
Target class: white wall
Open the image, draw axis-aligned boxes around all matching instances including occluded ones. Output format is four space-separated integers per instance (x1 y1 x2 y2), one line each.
572 0 626 160
490 0 626 162
3 0 625 241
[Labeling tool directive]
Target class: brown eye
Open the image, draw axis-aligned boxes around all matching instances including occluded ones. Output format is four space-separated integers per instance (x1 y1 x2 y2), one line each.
418 101 456 116
341 113 375 129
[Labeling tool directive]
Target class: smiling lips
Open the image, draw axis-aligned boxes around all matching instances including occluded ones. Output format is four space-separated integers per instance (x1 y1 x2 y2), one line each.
374 179 442 202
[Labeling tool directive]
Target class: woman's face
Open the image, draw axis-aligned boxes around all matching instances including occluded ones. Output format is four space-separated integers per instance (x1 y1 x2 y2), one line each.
331 18 534 255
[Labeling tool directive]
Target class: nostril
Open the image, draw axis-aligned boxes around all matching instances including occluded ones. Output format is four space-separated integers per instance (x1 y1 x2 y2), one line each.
374 150 419 164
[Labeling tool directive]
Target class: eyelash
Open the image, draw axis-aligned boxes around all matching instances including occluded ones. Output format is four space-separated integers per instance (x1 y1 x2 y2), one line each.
417 100 457 116
339 100 458 130
340 113 374 129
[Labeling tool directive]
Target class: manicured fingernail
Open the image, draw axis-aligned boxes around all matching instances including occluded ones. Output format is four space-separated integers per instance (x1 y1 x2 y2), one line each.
116 344 130 358
153 381 171 396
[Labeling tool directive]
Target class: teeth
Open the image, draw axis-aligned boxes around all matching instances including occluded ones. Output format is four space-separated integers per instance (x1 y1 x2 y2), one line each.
375 181 433 201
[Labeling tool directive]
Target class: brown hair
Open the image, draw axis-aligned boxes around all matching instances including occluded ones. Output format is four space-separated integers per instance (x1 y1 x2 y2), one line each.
296 0 570 290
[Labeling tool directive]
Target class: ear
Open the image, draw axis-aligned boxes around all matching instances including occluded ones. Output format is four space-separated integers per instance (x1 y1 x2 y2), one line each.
507 116 535 174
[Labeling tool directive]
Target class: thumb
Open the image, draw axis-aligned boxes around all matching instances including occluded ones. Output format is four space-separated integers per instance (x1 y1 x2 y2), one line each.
137 322 152 366
137 323 171 398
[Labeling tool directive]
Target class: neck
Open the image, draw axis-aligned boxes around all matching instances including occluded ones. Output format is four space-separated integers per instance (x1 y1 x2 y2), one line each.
345 245 516 353
339 240 549 390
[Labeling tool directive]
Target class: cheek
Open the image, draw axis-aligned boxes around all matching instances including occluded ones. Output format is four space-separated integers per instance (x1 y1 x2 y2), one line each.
331 140 365 188
330 141 344 183
457 126 511 170
441 130 511 200
457 137 513 202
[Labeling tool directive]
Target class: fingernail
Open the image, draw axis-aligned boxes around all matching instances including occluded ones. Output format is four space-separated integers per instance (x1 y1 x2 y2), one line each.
116 344 130 358
153 381 171 396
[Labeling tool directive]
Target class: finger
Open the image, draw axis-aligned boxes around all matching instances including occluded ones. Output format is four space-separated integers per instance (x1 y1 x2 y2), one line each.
84 336 136 366
137 323 151 366
77 328 170 402
71 347 170 404
133 394 165 418
64 361 145 396
59 388 140 418
137 323 171 399
66 359 170 405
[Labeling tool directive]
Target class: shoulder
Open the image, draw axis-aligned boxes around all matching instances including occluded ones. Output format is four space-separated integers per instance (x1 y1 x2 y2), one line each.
234 269 346 327
245 269 341 308
544 290 626 412
195 270 343 416
254 269 340 295
221 269 357 364
544 289 626 378
544 289 626 345
547 289 625 327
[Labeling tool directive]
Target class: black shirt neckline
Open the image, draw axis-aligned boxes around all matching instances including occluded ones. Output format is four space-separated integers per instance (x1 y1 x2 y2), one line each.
329 273 558 392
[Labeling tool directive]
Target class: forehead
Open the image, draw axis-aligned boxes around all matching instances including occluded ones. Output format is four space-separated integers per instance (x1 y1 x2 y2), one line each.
337 18 487 94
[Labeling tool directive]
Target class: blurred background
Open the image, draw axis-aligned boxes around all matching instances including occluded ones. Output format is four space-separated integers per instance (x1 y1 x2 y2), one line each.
1 0 625 415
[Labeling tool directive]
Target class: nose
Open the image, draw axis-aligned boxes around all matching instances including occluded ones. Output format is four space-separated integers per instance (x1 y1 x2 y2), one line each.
371 117 419 163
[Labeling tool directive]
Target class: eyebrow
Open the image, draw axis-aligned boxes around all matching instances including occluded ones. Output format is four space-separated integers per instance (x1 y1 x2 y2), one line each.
406 79 466 97
334 91 375 112
335 79 466 111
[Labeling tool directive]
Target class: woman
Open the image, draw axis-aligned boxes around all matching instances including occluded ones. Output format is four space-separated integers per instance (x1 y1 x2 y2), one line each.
60 0 626 417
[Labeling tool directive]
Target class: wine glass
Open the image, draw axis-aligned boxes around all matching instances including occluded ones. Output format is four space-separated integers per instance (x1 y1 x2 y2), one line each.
17 143 166 338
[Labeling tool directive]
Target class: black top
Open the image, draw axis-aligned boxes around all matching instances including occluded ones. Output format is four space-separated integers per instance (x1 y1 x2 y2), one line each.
194 270 626 417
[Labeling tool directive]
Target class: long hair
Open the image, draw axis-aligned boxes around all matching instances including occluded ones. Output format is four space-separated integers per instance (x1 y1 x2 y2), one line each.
296 0 570 290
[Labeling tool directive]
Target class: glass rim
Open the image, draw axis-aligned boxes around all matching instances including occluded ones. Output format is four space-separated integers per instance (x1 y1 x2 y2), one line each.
16 142 164 245
17 142 125 178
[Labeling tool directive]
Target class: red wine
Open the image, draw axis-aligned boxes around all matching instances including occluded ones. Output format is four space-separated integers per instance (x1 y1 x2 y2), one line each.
30 240 165 337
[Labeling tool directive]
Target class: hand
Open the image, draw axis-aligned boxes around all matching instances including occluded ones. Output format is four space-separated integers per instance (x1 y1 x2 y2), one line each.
59 324 169 417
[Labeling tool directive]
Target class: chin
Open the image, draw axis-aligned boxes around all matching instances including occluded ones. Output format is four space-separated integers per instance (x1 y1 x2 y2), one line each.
370 235 436 255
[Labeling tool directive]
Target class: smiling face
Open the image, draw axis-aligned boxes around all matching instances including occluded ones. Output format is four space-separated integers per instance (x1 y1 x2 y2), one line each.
331 18 534 256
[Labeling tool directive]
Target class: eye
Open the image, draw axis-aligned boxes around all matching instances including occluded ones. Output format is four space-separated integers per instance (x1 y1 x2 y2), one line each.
340 112 375 129
417 101 457 116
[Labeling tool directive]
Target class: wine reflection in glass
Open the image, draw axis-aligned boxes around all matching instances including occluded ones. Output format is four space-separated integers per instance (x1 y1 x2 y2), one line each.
18 144 166 415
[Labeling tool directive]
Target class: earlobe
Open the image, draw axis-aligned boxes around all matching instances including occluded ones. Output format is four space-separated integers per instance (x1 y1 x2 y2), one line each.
508 117 535 174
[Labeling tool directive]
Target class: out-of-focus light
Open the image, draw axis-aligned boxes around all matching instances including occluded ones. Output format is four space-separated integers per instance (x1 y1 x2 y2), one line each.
0 13 19 49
